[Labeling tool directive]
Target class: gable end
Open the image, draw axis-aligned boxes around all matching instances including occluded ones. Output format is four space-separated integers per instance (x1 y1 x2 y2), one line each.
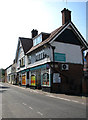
55 28 82 46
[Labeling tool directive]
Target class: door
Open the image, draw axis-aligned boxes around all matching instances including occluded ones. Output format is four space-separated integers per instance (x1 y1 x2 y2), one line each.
36 70 41 89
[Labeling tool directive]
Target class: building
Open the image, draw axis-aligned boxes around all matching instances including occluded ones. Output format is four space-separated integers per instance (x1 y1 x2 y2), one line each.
10 60 17 84
15 8 88 95
5 60 16 84
26 8 88 94
5 68 7 83
83 50 88 95
6 64 12 83
0 68 5 82
15 37 33 86
85 51 88 69
84 50 88 74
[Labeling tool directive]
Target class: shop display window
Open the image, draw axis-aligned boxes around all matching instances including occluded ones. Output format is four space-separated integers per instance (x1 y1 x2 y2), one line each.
42 69 50 86
22 74 26 85
31 74 36 86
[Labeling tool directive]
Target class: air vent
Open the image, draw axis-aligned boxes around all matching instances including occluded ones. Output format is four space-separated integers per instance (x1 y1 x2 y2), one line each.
61 64 69 70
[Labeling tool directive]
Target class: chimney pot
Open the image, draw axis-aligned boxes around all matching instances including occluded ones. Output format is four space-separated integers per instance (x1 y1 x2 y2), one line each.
31 29 38 38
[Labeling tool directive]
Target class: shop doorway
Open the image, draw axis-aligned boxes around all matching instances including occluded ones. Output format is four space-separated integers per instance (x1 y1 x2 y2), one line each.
36 70 41 89
26 71 29 87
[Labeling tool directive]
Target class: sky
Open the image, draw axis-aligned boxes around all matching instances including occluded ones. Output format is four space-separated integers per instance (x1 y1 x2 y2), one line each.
0 0 87 69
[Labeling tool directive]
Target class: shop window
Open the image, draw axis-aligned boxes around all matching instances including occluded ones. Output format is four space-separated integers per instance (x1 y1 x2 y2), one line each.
42 73 49 86
31 75 36 86
22 74 26 85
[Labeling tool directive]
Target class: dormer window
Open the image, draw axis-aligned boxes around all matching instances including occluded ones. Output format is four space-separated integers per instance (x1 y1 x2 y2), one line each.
33 34 42 46
33 32 50 47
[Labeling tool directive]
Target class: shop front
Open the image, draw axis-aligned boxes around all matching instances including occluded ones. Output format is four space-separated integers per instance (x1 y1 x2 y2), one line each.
29 71 36 89
21 73 26 85
11 73 16 84
41 68 51 92
17 69 30 86
29 64 51 91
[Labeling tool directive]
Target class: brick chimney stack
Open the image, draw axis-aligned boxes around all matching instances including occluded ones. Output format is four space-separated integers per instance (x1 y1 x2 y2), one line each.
31 29 38 38
61 8 71 25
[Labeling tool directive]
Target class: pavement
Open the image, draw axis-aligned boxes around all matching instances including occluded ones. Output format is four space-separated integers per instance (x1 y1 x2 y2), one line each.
5 82 87 105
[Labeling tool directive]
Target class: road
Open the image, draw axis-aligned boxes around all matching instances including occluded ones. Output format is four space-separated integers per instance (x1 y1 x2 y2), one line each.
0 82 87 119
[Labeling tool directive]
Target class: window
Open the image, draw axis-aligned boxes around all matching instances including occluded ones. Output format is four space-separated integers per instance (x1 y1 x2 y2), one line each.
22 74 26 85
33 34 42 46
41 53 43 59
33 39 36 46
28 55 31 64
36 50 45 61
20 57 25 67
19 60 21 67
18 60 20 69
31 74 36 86
42 69 49 86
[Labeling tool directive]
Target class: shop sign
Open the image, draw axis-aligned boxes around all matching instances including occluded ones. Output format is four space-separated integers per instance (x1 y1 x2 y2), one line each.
53 73 61 83
54 53 66 62
21 69 29 73
30 64 46 71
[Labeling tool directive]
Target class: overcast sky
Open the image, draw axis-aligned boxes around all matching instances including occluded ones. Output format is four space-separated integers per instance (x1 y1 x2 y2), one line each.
0 0 87 69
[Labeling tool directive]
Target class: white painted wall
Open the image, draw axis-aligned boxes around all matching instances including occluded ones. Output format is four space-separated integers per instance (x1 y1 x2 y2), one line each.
16 41 27 72
51 41 83 64
16 40 83 72
85 49 88 56
27 57 50 69
26 47 51 69
7 66 12 76
7 66 12 83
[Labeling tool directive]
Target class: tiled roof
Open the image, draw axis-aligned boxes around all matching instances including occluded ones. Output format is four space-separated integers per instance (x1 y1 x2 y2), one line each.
20 37 33 54
26 23 67 54
26 21 88 54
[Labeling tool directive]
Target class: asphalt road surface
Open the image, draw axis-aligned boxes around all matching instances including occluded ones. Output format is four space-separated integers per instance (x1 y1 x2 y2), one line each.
0 82 87 119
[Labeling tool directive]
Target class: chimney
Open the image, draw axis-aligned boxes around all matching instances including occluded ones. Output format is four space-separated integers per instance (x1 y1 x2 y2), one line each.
31 29 38 38
61 8 71 25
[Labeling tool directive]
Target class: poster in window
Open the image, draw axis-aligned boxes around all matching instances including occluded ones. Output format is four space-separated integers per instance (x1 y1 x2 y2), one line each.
22 75 26 85
53 73 61 83
42 73 49 86
31 75 36 86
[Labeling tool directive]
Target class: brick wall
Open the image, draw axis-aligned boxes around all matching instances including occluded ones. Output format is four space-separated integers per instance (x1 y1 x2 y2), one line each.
51 63 83 95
